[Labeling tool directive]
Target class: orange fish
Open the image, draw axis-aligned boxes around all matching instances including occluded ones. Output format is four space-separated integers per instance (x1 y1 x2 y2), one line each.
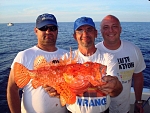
13 53 107 106
63 62 107 95
14 55 77 106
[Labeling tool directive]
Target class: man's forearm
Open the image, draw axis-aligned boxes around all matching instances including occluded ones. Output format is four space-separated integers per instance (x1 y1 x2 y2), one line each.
7 87 21 113
7 90 21 113
133 72 144 101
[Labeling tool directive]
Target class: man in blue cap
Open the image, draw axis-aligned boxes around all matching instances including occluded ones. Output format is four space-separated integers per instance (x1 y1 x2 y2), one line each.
7 13 68 113
65 17 123 113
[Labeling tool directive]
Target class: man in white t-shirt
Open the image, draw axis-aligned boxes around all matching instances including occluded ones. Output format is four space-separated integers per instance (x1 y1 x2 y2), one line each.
7 13 68 113
66 16 123 113
96 15 146 113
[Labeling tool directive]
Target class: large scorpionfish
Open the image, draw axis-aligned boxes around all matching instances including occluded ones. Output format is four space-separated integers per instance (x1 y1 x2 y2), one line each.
14 51 107 106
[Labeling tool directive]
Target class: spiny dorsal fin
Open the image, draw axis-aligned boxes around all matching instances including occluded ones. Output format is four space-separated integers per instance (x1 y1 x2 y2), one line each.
65 47 78 65
51 47 78 66
34 56 49 69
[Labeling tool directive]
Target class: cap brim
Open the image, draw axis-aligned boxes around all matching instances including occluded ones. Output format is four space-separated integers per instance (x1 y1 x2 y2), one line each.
36 20 58 28
74 23 95 31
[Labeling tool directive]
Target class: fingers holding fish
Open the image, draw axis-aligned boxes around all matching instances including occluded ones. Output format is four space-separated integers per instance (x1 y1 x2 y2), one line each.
43 84 59 97
97 75 118 95
101 75 118 89
49 92 60 97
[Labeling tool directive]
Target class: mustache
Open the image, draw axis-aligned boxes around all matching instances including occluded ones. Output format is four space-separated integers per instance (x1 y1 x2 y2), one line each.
44 33 54 37
43 34 55 39
81 36 90 39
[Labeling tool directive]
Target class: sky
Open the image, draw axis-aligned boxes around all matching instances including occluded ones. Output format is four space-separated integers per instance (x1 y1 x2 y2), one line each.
0 0 150 23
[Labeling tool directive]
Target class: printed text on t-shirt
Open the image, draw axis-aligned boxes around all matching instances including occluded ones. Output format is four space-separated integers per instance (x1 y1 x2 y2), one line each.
117 56 134 70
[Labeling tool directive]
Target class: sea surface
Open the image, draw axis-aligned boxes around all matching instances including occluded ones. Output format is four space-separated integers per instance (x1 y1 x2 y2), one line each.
0 22 150 112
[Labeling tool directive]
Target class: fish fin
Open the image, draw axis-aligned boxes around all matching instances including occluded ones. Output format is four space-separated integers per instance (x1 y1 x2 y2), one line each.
56 83 76 105
60 95 66 106
50 47 78 66
68 47 78 64
60 47 73 65
58 55 69 66
67 92 76 104
34 56 49 69
13 62 30 88
61 47 78 65
71 47 78 64
31 79 41 89
63 73 74 83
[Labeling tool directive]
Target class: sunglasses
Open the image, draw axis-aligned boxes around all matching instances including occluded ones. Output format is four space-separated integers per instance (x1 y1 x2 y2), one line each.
75 28 95 34
38 26 58 31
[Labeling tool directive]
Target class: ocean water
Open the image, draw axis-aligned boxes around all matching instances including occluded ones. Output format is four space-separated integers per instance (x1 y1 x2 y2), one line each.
0 22 150 112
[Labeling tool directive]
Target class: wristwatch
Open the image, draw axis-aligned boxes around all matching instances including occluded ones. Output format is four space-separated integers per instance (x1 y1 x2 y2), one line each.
135 100 143 104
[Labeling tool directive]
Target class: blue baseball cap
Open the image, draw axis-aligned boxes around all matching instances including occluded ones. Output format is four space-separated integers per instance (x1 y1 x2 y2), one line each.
74 17 95 31
36 13 58 28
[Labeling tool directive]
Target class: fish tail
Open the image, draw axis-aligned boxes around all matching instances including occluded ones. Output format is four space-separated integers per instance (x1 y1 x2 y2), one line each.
13 62 31 88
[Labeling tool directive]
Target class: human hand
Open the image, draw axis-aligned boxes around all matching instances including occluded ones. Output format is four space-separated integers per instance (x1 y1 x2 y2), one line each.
98 75 117 94
97 75 122 97
43 84 59 97
134 102 144 113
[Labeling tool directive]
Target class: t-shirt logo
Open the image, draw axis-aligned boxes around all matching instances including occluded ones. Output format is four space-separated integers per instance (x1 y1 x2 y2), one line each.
117 56 134 70
117 56 134 83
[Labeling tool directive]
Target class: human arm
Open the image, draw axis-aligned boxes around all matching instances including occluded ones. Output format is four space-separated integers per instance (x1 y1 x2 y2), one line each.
98 75 123 97
7 68 21 113
100 53 122 97
133 72 144 113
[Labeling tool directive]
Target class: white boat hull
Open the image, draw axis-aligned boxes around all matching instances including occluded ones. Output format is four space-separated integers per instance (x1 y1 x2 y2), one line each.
7 23 14 26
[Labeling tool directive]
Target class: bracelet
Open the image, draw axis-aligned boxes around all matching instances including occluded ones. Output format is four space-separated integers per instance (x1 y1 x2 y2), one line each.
135 100 143 104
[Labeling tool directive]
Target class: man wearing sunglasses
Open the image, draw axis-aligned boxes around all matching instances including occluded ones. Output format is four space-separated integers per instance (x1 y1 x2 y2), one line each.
7 13 68 113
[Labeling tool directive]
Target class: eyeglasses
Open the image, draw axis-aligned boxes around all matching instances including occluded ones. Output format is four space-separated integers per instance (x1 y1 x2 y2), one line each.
75 28 95 34
38 26 58 31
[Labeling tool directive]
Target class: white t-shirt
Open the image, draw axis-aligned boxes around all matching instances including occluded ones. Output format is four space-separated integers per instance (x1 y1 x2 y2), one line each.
11 46 68 113
65 49 119 113
96 40 146 113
